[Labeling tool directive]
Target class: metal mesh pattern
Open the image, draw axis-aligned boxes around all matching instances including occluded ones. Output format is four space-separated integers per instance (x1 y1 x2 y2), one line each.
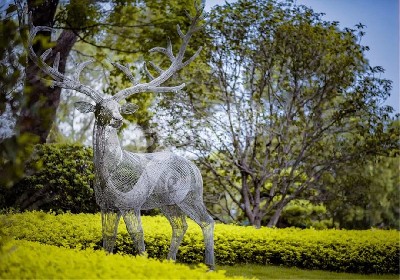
94 126 203 210
93 124 214 269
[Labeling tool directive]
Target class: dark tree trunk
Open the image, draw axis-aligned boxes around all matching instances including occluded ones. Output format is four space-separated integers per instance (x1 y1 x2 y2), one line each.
267 200 287 227
241 172 254 225
253 212 262 228
267 207 283 227
17 0 77 143
240 172 264 228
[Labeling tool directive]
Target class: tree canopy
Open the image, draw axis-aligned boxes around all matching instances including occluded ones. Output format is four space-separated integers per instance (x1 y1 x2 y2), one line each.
0 0 398 229
162 0 398 227
0 0 207 184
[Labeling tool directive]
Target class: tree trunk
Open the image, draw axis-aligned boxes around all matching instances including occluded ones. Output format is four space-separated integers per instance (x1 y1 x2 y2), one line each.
267 203 285 227
253 212 262 228
240 173 265 228
17 0 77 143
241 172 255 225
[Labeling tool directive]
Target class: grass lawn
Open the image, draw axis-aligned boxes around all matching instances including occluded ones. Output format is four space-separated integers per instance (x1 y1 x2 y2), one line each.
219 264 399 280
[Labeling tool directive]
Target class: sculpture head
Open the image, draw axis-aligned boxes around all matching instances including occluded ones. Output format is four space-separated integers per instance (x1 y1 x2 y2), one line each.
75 98 139 128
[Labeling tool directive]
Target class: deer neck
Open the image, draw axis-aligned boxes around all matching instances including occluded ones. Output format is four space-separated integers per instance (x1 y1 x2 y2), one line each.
93 122 123 182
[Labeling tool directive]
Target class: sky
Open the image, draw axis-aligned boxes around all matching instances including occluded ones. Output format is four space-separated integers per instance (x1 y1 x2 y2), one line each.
205 0 399 114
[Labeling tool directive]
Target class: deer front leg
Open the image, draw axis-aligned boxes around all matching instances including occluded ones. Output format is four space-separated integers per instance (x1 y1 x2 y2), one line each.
101 209 121 253
122 209 146 255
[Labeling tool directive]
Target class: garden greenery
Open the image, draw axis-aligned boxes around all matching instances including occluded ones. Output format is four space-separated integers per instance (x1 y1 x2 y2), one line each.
0 144 97 213
0 240 232 279
2 212 398 274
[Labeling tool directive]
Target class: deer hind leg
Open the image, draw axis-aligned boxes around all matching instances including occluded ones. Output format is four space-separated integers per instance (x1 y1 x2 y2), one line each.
101 209 121 253
122 209 145 255
160 205 188 261
179 198 215 270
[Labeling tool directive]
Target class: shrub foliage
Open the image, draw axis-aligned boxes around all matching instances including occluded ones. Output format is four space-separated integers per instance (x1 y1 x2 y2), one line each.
2 212 398 274
0 144 97 213
0 240 232 279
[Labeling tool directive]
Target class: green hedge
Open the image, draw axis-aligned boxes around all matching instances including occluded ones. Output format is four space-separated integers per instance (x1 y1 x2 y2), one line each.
0 144 97 213
2 212 398 274
0 240 233 279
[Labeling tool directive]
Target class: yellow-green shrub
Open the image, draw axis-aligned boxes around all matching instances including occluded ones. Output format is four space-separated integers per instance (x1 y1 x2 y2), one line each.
0 240 233 279
2 212 399 274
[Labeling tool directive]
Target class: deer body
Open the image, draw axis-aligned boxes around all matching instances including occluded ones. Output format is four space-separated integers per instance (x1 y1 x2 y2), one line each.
90 113 213 267
93 121 201 211
24 6 215 269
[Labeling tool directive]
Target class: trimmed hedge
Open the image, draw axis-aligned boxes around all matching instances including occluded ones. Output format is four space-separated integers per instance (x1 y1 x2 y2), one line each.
2 212 399 274
0 240 232 279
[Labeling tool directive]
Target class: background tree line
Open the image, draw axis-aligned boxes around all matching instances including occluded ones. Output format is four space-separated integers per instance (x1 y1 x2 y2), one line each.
0 0 398 229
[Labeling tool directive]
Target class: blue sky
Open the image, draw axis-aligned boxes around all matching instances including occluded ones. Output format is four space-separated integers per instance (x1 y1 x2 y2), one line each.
205 0 399 114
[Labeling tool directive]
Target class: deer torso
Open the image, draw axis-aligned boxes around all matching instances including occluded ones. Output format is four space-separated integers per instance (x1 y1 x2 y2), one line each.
93 123 202 211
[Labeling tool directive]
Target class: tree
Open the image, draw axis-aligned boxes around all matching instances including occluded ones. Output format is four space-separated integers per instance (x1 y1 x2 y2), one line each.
16 0 99 143
320 120 400 229
48 0 209 151
0 3 23 132
98 0 209 152
322 155 399 229
165 0 396 228
0 2 29 186
0 0 101 186
13 0 208 148
0 0 207 185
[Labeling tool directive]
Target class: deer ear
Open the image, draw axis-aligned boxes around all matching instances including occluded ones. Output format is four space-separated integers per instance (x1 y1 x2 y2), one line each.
121 103 139 114
74 101 95 113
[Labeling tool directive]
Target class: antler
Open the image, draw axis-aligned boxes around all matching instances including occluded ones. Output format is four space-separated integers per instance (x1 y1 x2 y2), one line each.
112 7 204 102
24 10 103 103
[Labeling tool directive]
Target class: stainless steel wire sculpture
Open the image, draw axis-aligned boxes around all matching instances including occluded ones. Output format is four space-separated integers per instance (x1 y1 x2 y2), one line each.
24 6 214 270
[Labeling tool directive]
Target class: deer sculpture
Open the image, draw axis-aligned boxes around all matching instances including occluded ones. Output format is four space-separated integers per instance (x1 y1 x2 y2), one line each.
24 7 214 270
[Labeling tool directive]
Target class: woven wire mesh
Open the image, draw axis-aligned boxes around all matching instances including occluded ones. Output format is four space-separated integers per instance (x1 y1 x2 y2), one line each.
92 123 215 269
